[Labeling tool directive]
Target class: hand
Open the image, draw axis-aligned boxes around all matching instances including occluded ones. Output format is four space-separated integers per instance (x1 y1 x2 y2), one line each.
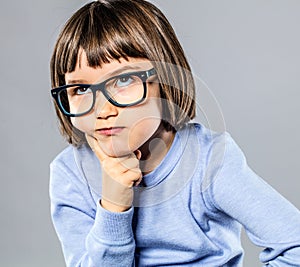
85 134 142 212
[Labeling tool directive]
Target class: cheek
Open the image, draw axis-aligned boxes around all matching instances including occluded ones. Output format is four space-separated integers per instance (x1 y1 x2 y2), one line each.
125 98 162 148
100 99 162 157
129 117 161 147
71 115 95 135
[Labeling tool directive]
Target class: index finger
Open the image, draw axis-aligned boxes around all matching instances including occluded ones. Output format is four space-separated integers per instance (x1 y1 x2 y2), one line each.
85 133 108 161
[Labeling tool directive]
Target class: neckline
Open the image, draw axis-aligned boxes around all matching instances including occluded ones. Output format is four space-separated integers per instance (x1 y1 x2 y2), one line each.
141 124 191 188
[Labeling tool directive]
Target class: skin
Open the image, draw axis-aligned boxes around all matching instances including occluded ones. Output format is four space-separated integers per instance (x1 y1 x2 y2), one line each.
65 51 175 212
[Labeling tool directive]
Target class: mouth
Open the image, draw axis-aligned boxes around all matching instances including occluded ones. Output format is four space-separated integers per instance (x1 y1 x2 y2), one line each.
95 127 125 136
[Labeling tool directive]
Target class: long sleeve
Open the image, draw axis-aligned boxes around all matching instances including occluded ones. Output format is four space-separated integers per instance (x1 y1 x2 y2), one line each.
205 133 300 266
49 125 300 266
49 151 135 267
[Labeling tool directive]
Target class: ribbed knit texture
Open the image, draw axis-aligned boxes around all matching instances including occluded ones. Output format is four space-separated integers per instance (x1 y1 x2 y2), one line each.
50 123 300 266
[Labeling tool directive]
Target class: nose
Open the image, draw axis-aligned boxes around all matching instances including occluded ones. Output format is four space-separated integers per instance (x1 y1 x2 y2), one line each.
94 91 118 119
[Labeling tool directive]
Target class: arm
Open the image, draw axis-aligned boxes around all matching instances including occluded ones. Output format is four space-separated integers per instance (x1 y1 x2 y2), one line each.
50 154 136 267
206 133 300 266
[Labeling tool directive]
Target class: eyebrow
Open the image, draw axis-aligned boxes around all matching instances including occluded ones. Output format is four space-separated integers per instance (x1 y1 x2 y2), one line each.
107 65 144 78
66 65 145 85
66 79 88 84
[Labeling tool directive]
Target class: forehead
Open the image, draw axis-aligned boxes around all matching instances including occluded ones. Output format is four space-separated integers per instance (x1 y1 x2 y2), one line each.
65 51 153 84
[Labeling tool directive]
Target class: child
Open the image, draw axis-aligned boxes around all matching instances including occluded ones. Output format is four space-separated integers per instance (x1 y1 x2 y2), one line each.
49 0 300 266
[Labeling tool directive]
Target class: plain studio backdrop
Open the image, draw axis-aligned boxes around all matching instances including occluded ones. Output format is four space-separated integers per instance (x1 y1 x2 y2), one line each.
1 1 299 266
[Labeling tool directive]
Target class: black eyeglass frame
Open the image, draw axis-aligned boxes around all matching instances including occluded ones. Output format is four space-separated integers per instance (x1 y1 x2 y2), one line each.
51 68 157 117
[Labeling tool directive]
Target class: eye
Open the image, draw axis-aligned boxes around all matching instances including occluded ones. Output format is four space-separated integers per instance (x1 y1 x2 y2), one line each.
115 76 134 88
72 86 92 95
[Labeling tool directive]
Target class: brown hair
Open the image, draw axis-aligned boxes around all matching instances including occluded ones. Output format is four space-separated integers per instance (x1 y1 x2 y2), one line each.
50 0 196 146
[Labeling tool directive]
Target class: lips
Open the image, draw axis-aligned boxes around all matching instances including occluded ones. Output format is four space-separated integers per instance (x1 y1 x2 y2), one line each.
96 127 125 136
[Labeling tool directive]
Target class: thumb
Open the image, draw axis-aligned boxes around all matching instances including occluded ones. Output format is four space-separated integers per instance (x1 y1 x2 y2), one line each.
85 133 107 161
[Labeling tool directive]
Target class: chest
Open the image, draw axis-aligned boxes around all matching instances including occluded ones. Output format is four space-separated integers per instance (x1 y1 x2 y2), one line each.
132 192 218 265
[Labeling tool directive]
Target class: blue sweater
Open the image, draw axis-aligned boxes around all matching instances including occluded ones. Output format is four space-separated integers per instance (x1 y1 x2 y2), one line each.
50 123 300 266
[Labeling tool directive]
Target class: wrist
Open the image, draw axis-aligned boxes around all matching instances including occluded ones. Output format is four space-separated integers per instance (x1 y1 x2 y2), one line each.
100 199 131 213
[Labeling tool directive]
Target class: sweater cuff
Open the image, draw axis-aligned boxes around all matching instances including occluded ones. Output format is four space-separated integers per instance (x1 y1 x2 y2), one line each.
91 199 134 243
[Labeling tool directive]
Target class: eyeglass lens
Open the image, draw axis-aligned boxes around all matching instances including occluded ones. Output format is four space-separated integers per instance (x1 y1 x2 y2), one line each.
58 74 145 115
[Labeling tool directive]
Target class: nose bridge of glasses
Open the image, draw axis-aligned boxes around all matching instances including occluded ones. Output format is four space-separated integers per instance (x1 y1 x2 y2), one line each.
92 84 118 116
93 85 108 104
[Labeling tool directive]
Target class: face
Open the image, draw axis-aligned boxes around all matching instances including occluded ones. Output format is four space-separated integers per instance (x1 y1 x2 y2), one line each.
65 52 162 157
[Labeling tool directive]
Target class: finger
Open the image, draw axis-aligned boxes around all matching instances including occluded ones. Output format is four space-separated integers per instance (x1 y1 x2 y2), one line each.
104 156 140 177
120 157 140 171
134 149 142 160
133 177 142 187
119 168 142 187
85 133 108 161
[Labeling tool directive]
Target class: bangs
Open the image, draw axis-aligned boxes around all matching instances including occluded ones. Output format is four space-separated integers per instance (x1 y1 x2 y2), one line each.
54 1 149 83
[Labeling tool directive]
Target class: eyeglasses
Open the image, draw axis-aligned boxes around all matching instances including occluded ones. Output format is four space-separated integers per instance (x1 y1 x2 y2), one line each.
51 68 157 117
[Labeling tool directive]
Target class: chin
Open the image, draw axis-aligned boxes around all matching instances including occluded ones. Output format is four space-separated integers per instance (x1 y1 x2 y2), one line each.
102 143 134 158
96 134 141 158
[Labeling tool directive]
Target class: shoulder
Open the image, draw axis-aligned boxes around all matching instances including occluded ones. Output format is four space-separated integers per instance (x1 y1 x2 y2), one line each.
185 123 235 159
50 145 77 178
49 144 98 219
50 145 74 167
50 143 92 170
190 122 241 154
49 143 93 187
185 123 247 190
50 145 79 187
49 143 101 198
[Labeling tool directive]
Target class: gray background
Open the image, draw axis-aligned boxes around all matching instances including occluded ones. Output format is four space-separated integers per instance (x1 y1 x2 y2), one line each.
1 0 299 266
